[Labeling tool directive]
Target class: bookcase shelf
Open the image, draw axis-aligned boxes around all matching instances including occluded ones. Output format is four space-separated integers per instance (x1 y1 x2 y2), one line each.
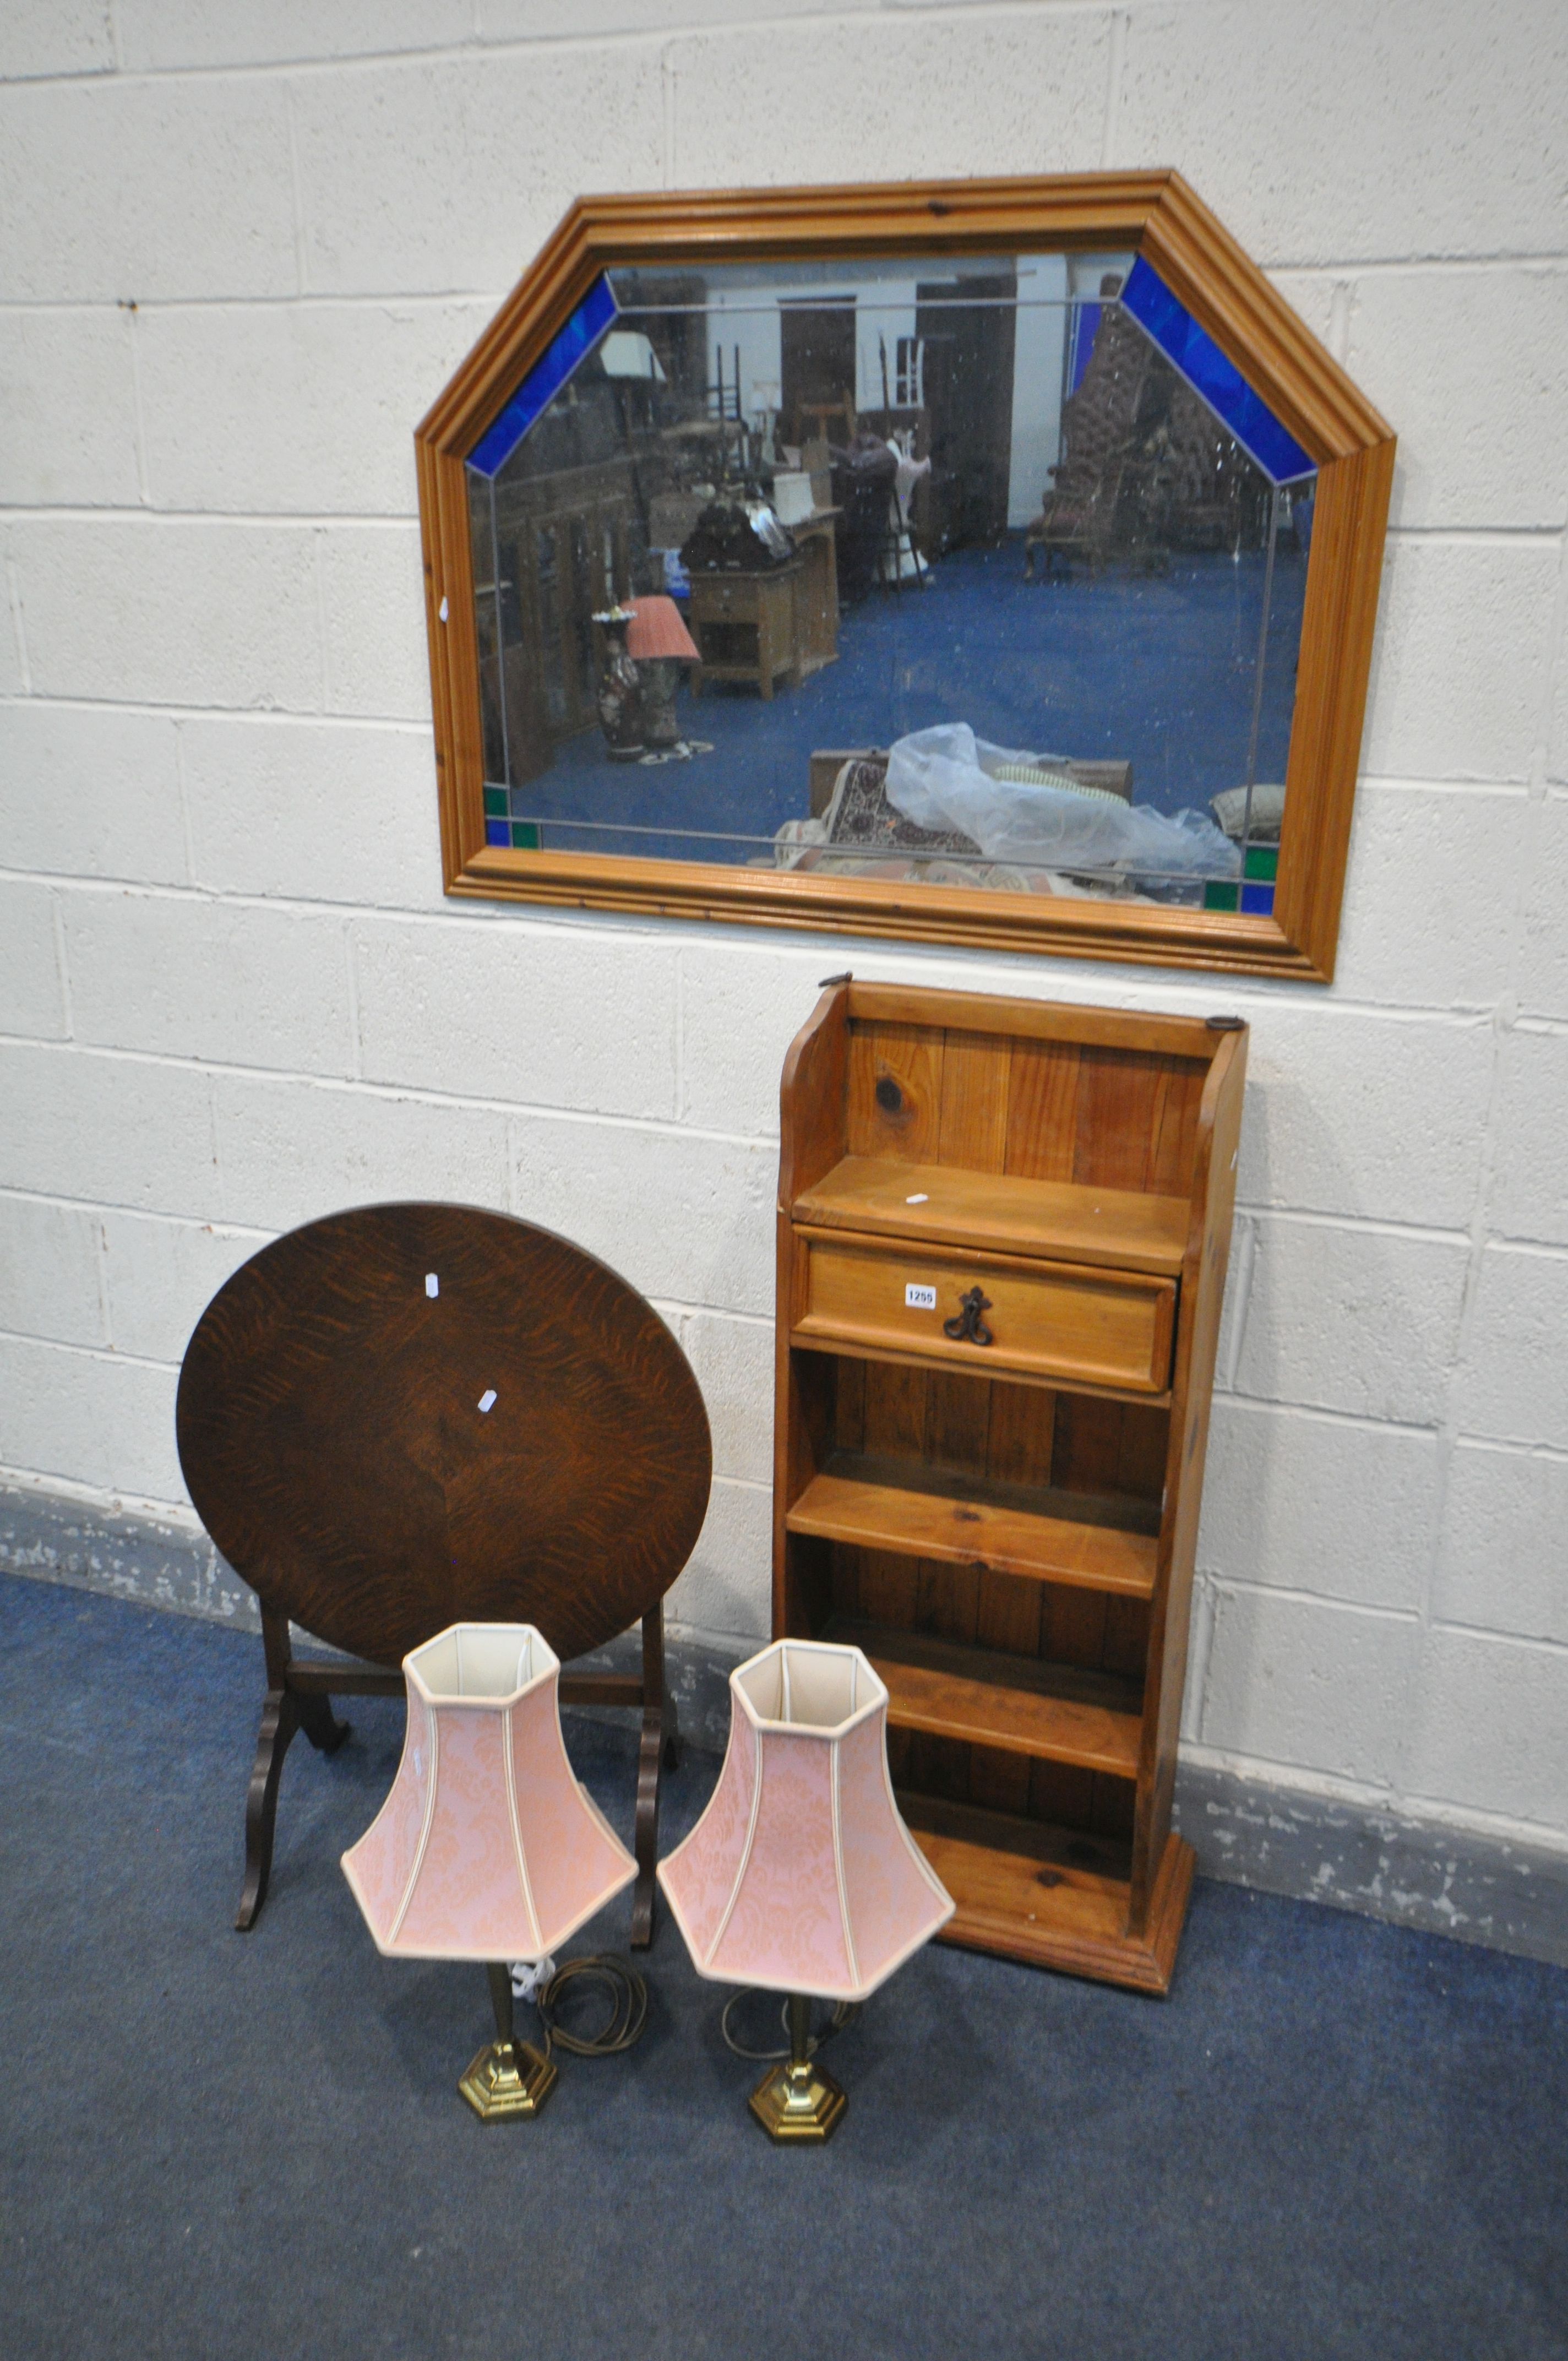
786 1456 1159 1597
771 979 1247 1995
821 1618 1144 1776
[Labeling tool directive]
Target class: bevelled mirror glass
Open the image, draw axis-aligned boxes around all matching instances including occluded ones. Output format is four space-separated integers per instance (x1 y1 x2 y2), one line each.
418 178 1393 981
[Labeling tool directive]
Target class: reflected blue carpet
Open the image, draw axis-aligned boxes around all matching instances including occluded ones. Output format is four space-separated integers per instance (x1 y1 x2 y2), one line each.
2 1571 1563 2361
510 541 1306 865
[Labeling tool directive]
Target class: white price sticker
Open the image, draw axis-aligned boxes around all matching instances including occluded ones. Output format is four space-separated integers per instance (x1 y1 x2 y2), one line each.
905 1282 937 1310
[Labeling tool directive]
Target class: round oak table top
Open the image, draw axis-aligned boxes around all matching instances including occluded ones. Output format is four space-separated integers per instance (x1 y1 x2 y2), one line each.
176 1202 712 1668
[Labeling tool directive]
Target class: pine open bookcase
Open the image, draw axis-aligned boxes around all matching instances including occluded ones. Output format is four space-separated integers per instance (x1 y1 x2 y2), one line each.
772 979 1248 1993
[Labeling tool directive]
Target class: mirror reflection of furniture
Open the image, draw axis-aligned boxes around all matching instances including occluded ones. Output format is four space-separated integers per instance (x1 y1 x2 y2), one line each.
688 557 803 700
422 175 1394 978
785 508 841 678
623 594 700 746
342 1622 639 2122
658 1638 954 2142
772 978 1247 1995
175 1203 712 1945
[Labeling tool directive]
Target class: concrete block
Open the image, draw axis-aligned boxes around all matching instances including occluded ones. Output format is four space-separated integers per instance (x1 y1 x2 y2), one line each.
1264 272 1340 353
213 1074 510 1234
63 893 356 1079
678 940 831 1138
0 1484 253 1628
353 914 678 1118
0 1 116 79
1434 1440 1568 1649
1518 796 1568 1021
0 75 297 303
482 0 875 34
0 1042 217 1218
0 1196 106 1347
135 299 494 518
1214 1212 1252 1384
1343 266 1568 532
1234 1216 1467 1426
1333 784 1526 1013
1200 1587 1418 1788
100 1211 267 1366
1 573 23 698
0 879 67 1039
1115 0 1568 264
666 1476 772 1646
680 1309 774 1488
319 525 429 721
115 0 473 70
510 1113 775 1318
7 519 322 712
0 704 188 885
1199 1398 1440 1615
1407 1629 1568 1829
0 309 140 507
1362 536 1559 785
1237 1004 1490 1229
1489 1030 1568 1248
180 716 443 912
1454 1245 1568 1451
291 50 665 298
667 9 1109 186
0 1332 185 1504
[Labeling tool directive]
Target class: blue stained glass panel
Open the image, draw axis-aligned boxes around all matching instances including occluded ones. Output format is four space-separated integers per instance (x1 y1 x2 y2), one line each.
484 818 510 848
467 276 619 480
1120 256 1315 486
1240 879 1277 916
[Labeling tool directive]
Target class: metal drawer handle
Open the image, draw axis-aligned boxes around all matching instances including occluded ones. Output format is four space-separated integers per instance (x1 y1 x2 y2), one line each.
943 1286 993 1347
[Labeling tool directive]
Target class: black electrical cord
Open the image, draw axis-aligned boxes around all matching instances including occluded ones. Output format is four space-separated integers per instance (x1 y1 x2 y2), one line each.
719 1988 859 2063
532 1954 649 2060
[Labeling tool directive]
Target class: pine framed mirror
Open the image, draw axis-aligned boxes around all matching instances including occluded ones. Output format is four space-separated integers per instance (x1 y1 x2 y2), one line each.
416 173 1393 982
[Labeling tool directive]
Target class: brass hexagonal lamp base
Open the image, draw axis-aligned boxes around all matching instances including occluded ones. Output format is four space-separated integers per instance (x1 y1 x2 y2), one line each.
747 1994 847 2145
457 1961 558 2124
459 2035 558 2123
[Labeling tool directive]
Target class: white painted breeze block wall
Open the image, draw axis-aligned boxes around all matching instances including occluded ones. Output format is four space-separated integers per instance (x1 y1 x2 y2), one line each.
3 2 1566 1862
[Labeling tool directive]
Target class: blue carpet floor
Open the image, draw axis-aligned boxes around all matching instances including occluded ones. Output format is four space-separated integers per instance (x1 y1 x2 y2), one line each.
510 541 1306 864
2 1570 1564 2361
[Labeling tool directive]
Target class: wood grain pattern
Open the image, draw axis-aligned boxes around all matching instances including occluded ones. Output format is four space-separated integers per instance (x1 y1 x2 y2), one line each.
846 1023 945 1161
772 978 1245 1992
785 1457 1158 1596
937 1032 1011 1171
1004 1040 1082 1183
853 987 1217 1060
825 1618 1142 1776
795 1233 1178 1394
793 1154 1189 1274
421 176 1392 981
1129 1025 1249 1931
904 1798 1194 1992
177 1204 712 1667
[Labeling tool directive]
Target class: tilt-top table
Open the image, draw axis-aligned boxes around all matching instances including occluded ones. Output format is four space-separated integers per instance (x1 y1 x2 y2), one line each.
176 1203 712 1945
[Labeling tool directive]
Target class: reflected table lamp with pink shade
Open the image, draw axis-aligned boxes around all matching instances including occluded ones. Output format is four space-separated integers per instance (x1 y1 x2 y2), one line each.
658 1638 955 2144
341 1622 638 2122
624 594 701 749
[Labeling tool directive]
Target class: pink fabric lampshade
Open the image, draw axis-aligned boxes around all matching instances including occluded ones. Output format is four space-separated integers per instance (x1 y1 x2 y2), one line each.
624 595 699 664
658 1639 954 2003
342 1623 636 1962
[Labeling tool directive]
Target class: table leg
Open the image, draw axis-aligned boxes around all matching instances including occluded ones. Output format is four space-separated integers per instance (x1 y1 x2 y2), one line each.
236 1685 301 1932
630 1603 671 1950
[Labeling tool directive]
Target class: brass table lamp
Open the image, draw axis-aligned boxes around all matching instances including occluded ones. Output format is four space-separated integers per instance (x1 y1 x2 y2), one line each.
658 1638 954 2142
342 1622 638 2120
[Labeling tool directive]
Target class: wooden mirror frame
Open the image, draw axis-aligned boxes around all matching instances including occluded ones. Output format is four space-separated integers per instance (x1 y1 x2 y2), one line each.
416 173 1393 983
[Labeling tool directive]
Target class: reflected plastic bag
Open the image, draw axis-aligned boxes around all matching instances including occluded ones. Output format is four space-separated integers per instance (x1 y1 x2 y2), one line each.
885 724 1239 882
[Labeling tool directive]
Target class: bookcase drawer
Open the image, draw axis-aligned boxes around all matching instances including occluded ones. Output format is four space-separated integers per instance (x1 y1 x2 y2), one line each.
792 1231 1177 1396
